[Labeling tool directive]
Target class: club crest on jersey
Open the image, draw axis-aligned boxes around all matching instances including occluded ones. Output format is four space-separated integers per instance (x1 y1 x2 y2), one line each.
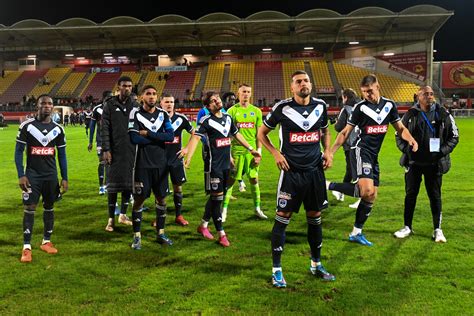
376 116 382 123
41 137 48 145
53 130 57 136
243 113 247 118
315 109 319 116
250 112 255 116
278 198 287 208
151 125 157 131
303 120 309 129
384 106 389 113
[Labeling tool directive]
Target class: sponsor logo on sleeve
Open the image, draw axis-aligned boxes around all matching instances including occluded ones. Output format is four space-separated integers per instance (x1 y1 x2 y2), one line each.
216 137 231 147
289 131 320 143
31 147 55 156
365 125 388 134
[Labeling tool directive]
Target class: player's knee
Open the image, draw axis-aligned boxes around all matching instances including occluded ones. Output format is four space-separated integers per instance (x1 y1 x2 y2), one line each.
250 178 258 185
306 210 321 218
43 201 54 209
25 204 37 211
360 188 376 201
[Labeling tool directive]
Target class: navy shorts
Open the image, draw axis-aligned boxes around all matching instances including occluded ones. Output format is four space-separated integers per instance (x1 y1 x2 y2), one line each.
165 163 187 185
353 147 380 186
276 165 328 213
205 169 230 195
22 178 59 207
134 168 168 198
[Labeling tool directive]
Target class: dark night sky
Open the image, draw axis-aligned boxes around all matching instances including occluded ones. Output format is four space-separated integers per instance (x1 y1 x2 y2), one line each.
1 0 472 61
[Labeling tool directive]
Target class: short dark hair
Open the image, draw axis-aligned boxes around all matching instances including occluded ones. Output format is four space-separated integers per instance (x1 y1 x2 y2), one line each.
102 90 112 99
221 91 236 101
140 85 157 94
291 70 308 80
160 93 174 100
360 74 378 87
202 91 218 107
117 76 133 85
37 94 53 105
342 88 360 106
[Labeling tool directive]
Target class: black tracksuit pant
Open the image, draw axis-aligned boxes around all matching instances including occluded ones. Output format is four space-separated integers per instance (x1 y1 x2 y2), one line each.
404 164 442 230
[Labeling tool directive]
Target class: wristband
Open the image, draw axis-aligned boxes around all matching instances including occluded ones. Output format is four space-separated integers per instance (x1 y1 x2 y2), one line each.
247 146 254 152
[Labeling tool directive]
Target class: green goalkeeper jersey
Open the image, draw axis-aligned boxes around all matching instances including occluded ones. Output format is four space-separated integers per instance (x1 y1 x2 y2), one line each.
227 103 262 155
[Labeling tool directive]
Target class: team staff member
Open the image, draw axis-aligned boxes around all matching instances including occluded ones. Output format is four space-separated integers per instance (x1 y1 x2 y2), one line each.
181 92 261 248
329 74 418 246
15 94 68 263
394 86 458 242
102 76 137 231
258 70 335 288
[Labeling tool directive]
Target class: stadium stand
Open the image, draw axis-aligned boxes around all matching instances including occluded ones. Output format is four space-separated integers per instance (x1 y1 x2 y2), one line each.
0 70 47 104
29 67 71 98
55 72 87 98
254 61 284 104
80 73 121 100
228 62 255 94
333 62 419 102
309 60 333 89
162 70 196 101
141 71 169 97
203 62 225 93
192 70 201 99
0 71 22 97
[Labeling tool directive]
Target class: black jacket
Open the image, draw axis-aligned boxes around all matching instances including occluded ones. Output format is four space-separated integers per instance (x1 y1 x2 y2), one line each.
396 103 459 174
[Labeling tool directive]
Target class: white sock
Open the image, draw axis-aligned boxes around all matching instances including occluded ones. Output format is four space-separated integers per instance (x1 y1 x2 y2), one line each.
218 230 226 237
310 260 321 268
201 220 208 228
23 244 31 250
272 267 282 273
134 232 141 238
42 239 50 245
351 227 362 236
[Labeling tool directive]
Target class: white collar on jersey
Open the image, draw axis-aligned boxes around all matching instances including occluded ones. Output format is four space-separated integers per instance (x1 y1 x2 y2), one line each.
282 103 324 131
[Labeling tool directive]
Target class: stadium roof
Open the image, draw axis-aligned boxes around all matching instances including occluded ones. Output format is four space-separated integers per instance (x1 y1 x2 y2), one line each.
0 5 452 59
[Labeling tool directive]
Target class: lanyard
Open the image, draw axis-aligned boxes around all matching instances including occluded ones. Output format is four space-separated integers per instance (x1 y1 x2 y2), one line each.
421 111 436 137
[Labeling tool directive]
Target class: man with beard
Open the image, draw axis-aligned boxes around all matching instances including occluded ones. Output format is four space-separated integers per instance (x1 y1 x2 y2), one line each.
15 94 68 262
181 92 261 247
128 86 174 249
258 70 335 288
102 77 137 231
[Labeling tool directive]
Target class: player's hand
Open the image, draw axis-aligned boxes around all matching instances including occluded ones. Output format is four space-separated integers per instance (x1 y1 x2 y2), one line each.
184 157 192 169
409 139 418 152
177 147 188 159
139 130 148 137
322 151 333 170
19 176 31 192
250 150 262 166
87 143 93 152
61 179 69 194
273 151 289 171
103 151 112 164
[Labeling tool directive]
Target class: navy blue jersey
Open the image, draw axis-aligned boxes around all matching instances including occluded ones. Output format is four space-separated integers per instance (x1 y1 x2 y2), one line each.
348 97 400 155
16 118 66 179
195 113 238 172
263 97 328 171
165 112 194 166
129 106 172 169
